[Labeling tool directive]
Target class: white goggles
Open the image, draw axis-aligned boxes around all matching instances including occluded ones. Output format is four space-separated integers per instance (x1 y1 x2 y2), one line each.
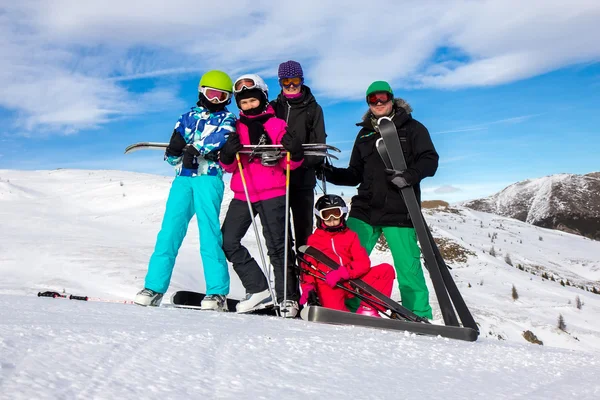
199 86 231 103
314 206 347 221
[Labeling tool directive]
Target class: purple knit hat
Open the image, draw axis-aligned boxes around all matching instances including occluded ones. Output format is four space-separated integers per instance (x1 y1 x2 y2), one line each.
278 60 304 79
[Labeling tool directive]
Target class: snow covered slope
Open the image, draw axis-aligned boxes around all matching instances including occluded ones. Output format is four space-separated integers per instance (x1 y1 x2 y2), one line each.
1 169 600 398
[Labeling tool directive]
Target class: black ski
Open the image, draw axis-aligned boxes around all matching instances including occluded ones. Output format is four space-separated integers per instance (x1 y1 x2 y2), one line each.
297 245 428 323
375 138 478 331
376 117 477 331
301 306 478 342
170 291 278 316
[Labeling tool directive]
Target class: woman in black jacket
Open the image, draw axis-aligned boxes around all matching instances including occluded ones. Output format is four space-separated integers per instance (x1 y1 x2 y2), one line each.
270 60 327 251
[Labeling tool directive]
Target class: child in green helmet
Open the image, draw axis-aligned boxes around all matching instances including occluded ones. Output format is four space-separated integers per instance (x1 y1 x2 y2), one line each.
135 70 236 311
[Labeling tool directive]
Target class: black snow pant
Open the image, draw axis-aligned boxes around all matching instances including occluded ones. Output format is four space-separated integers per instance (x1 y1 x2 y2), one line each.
222 196 299 302
289 187 315 252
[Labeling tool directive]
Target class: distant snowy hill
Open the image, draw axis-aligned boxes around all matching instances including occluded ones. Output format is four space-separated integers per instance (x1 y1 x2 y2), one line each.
0 169 599 352
462 172 600 240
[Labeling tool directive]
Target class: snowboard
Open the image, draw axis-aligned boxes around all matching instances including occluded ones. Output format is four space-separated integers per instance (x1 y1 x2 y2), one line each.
170 291 278 316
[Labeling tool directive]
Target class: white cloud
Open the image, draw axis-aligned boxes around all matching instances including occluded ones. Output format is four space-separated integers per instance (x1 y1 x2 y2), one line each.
2 0 600 133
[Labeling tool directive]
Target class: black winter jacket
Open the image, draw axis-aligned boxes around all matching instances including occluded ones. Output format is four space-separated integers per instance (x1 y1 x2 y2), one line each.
327 99 439 227
270 85 327 189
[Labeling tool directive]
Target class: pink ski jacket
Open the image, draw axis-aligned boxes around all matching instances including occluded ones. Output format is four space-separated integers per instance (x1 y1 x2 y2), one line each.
221 105 303 202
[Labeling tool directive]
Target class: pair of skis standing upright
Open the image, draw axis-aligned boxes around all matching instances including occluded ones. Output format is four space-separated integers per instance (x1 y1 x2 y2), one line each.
125 118 479 342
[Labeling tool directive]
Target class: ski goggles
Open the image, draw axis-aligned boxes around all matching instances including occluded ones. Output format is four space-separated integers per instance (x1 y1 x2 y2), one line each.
234 78 259 93
315 206 347 221
280 77 303 88
199 86 231 103
367 92 393 105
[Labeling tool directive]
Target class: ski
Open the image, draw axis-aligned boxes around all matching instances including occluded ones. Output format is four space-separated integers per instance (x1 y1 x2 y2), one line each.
297 245 428 323
124 142 340 154
170 291 278 316
376 117 478 331
375 137 478 331
238 150 338 160
301 306 478 342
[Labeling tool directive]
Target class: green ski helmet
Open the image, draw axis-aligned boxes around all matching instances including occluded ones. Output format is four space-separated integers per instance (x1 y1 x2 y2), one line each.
198 70 233 92
366 80 393 97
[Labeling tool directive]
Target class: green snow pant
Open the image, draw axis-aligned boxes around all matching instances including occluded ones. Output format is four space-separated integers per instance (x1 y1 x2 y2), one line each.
346 217 433 319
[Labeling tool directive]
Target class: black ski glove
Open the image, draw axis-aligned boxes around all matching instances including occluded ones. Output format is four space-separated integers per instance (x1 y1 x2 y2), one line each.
165 130 187 157
219 133 243 165
315 161 334 181
281 131 304 162
385 168 416 189
182 145 200 169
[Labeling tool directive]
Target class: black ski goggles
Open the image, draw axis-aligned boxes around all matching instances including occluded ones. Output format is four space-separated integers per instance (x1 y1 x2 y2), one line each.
367 92 392 105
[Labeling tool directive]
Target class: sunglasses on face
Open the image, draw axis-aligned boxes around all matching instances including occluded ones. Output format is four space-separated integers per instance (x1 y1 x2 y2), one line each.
280 77 303 88
234 78 258 93
315 206 347 221
200 86 231 103
367 92 392 105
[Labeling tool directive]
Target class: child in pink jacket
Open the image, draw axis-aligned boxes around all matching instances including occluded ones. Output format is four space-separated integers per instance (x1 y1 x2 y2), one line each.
220 74 304 318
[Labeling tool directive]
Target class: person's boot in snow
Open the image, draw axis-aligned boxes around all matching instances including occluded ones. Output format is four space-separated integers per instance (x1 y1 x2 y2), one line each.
279 300 299 318
201 294 228 311
236 289 273 313
134 288 163 307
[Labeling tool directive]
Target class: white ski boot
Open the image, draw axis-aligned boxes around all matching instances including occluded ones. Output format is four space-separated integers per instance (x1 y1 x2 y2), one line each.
236 289 274 313
201 294 228 312
134 288 163 307
279 300 299 318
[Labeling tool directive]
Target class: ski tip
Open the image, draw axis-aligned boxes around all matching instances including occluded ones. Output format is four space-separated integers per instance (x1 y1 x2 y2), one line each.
298 245 309 253
376 116 393 124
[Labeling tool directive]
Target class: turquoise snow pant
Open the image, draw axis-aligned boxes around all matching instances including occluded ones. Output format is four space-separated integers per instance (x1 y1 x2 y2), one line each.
144 175 229 295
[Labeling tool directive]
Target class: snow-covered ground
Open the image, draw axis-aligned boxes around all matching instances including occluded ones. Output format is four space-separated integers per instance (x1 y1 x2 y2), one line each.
1 169 600 399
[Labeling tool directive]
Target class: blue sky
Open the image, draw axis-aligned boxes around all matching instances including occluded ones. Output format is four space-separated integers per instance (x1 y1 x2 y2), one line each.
1 0 599 202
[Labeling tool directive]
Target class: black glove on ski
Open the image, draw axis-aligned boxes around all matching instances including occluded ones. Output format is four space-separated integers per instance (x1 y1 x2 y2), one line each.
165 130 187 157
219 133 243 165
385 168 416 189
281 131 304 162
182 145 200 169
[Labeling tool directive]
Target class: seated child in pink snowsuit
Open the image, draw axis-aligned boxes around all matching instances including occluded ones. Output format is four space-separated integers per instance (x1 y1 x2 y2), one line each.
219 74 304 318
300 194 396 317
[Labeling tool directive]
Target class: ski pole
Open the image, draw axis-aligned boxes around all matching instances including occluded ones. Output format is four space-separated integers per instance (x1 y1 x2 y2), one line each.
37 291 135 304
282 151 292 316
235 153 276 303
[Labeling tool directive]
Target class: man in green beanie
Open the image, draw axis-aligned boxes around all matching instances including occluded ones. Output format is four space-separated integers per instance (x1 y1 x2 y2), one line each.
317 81 438 319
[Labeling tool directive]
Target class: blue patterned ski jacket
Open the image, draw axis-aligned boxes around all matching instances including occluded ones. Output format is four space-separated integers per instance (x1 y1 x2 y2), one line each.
166 106 236 177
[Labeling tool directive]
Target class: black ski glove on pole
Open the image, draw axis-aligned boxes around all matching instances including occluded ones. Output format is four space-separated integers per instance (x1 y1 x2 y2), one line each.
165 130 187 157
281 131 304 161
315 161 334 181
219 133 243 165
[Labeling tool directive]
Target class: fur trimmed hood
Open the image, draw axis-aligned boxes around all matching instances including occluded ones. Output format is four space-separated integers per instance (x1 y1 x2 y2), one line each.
361 98 413 121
